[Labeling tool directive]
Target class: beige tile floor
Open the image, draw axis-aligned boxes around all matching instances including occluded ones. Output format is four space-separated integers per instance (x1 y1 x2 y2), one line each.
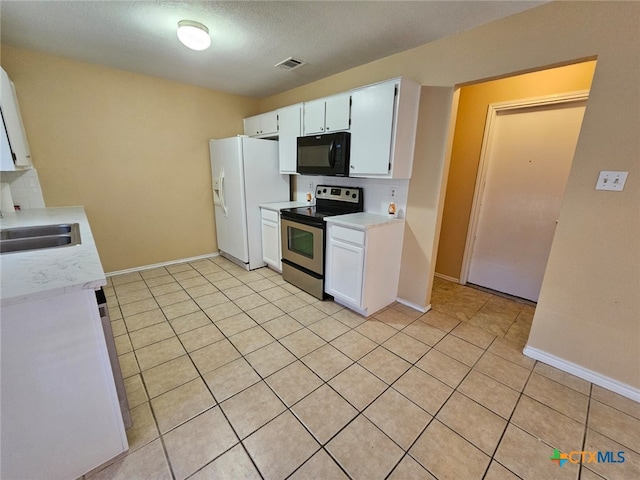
85 257 639 480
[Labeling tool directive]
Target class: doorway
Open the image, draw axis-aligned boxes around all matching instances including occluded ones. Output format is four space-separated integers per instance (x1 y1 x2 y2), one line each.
465 94 588 302
432 60 596 343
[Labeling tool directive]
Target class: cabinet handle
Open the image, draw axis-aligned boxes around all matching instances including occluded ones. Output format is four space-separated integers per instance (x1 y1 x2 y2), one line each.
321 127 324 131
350 165 355 169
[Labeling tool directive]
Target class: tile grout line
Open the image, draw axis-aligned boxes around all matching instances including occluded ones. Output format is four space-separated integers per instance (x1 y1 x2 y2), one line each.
477 356 538 480
123 269 493 479
107 261 630 480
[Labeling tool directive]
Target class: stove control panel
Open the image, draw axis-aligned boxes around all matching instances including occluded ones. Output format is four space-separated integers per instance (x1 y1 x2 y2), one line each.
316 185 361 204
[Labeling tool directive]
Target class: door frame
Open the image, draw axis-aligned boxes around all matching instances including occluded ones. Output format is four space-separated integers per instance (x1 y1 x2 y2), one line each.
459 90 590 286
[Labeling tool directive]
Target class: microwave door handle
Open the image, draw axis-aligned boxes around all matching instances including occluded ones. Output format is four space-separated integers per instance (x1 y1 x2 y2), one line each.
328 140 336 168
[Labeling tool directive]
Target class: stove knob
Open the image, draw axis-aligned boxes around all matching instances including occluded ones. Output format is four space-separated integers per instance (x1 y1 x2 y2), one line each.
323 188 327 193
352 193 357 199
345 190 350 196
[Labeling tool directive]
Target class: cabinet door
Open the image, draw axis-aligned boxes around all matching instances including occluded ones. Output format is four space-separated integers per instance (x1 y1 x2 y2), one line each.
349 81 396 176
261 218 281 270
325 94 351 132
244 112 278 137
303 99 326 135
326 237 364 307
0 68 31 169
277 104 302 174
244 115 262 136
1 109 16 170
260 111 279 136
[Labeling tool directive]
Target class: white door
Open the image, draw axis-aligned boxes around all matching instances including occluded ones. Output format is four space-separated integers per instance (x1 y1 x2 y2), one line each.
467 99 587 301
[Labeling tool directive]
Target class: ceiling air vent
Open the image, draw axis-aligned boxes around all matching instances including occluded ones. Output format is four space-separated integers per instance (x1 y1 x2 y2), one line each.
275 57 305 70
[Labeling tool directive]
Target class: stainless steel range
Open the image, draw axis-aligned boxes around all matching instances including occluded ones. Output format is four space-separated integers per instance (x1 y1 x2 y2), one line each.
280 185 364 299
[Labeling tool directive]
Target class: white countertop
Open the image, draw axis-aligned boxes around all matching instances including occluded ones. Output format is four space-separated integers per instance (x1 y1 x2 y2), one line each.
0 207 106 306
324 212 404 230
259 201 312 211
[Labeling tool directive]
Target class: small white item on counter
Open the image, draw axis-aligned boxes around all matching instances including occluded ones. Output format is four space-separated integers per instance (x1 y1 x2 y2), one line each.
306 191 313 203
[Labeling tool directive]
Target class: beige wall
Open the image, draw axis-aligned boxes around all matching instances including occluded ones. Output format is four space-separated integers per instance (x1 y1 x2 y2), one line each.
261 2 640 389
0 45 258 271
436 61 597 279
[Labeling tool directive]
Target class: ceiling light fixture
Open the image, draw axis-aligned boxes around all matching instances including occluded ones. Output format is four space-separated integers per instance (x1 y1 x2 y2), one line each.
177 20 211 51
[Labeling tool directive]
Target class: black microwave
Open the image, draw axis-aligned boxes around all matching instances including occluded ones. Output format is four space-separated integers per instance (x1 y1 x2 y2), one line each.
297 132 350 176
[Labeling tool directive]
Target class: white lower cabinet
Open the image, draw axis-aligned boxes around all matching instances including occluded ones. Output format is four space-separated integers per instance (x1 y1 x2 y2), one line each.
1 289 128 479
325 218 404 316
260 207 282 271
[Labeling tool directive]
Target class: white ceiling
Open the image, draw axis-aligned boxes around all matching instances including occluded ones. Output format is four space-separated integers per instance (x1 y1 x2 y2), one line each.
0 1 547 98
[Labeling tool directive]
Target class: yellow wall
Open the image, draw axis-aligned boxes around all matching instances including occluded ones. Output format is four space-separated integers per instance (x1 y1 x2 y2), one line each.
0 45 258 271
436 61 597 279
261 1 640 389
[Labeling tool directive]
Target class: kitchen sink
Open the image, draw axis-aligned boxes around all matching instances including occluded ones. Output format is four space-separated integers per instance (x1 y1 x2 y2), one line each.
0 223 77 240
0 223 81 254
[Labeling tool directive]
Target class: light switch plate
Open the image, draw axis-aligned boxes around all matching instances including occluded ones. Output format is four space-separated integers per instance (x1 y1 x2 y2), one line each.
595 171 628 191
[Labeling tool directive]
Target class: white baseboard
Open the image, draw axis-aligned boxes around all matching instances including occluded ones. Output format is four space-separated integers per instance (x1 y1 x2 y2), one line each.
106 253 220 277
396 297 431 314
434 272 460 283
523 345 640 403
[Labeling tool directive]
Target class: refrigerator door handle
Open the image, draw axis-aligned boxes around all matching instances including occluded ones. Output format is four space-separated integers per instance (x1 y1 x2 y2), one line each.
219 167 228 217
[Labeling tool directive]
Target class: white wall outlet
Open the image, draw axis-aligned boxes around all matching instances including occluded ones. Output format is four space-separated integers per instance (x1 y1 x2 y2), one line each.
595 171 628 191
308 181 314 191
390 186 397 198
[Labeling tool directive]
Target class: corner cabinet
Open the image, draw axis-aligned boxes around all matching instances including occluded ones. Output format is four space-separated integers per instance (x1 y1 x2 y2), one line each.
260 207 282 272
325 217 405 316
350 78 420 179
1 67 32 170
276 103 302 174
244 111 278 138
302 93 351 135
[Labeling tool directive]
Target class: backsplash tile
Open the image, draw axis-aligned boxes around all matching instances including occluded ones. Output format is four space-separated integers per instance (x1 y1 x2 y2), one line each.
294 175 409 217
0 168 45 209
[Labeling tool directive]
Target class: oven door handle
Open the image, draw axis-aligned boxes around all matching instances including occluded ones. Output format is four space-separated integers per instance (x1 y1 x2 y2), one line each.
280 213 323 229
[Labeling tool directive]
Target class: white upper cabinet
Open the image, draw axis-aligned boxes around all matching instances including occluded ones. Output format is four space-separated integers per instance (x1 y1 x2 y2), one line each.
241 77 420 179
349 78 420 179
1 67 32 170
303 93 350 135
276 103 302 174
244 111 278 137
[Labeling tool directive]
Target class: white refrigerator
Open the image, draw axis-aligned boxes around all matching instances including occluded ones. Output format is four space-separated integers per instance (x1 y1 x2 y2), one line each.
209 136 289 270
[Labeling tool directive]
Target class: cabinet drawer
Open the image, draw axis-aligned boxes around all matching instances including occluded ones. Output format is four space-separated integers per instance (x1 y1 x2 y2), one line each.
261 208 279 222
331 225 365 245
